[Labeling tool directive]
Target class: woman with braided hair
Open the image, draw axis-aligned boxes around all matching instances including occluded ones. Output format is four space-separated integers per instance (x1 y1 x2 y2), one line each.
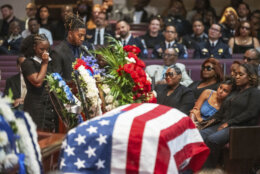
51 13 93 81
20 34 58 132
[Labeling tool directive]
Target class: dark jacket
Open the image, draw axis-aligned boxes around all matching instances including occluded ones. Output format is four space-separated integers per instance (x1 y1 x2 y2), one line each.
51 40 93 81
156 84 195 115
153 41 188 59
211 87 260 126
4 73 20 99
193 39 231 59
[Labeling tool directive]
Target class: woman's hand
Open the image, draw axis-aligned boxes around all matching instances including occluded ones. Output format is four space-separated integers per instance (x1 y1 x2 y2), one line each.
42 51 49 64
217 122 228 131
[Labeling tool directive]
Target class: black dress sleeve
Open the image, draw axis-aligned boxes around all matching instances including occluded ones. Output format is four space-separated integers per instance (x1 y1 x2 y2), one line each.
21 59 38 77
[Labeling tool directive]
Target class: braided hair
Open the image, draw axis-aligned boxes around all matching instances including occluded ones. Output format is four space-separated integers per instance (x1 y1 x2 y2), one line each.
64 13 85 31
20 34 49 58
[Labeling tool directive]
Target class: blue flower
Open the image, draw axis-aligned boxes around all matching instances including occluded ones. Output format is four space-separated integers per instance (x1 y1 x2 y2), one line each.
52 73 62 81
59 80 66 87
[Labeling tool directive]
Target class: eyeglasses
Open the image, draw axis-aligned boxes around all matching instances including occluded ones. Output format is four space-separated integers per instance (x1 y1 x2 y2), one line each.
164 72 176 78
202 65 214 71
162 53 177 57
243 56 258 62
209 27 221 32
241 26 251 30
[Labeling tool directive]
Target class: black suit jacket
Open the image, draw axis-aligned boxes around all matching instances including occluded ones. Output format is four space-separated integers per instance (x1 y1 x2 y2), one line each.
4 73 21 99
86 28 114 45
51 40 93 81
193 40 231 59
153 41 188 59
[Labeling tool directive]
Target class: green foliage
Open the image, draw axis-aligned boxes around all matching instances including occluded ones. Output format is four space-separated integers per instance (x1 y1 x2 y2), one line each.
94 37 136 106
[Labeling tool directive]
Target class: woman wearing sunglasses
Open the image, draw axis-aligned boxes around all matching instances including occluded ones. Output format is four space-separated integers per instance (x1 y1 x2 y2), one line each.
189 78 235 124
228 21 260 54
156 65 195 115
188 58 223 100
200 63 260 168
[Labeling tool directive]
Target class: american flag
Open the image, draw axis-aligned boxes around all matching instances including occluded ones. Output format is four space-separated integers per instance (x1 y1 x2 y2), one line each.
59 103 209 173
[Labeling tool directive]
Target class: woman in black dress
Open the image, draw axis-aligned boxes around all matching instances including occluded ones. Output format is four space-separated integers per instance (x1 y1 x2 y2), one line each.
156 65 195 115
20 34 58 132
200 63 260 168
188 58 223 100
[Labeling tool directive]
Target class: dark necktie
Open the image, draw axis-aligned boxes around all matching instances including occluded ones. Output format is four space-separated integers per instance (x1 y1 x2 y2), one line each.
123 40 126 46
97 29 100 45
211 42 214 47
73 46 79 58
167 43 171 49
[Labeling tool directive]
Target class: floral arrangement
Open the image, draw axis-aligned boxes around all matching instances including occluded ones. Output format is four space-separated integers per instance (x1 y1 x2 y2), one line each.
46 73 82 129
73 58 102 118
47 73 75 104
94 37 157 106
0 97 42 174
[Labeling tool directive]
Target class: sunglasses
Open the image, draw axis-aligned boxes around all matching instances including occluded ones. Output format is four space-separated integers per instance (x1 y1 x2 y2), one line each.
164 72 175 78
202 65 214 71
243 56 258 62
241 26 251 30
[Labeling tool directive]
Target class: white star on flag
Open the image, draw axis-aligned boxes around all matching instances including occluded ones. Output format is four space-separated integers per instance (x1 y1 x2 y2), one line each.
98 119 110 126
85 146 96 158
68 129 76 135
65 145 75 156
61 139 67 149
60 158 66 168
96 134 107 145
95 159 105 169
86 125 98 134
74 134 86 146
74 158 85 169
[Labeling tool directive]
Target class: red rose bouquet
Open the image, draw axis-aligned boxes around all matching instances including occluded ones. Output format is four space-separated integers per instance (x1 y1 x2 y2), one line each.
94 37 156 106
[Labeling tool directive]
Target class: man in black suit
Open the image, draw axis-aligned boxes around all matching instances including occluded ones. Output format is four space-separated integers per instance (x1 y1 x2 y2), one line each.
153 24 188 59
51 14 93 81
86 12 113 46
0 4 24 40
115 20 144 57
193 23 231 59
4 57 26 109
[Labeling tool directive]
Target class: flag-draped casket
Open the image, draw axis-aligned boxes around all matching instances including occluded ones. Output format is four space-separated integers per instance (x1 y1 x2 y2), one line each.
59 103 209 173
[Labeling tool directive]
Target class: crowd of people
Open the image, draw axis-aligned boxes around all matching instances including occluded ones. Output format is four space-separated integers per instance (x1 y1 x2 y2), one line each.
1 0 260 172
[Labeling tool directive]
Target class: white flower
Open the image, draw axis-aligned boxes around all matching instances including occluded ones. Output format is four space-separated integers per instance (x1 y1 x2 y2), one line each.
0 131 8 147
125 57 136 63
146 73 152 82
102 86 110 94
105 95 114 103
77 66 102 118
152 90 157 98
3 154 18 169
0 150 6 162
105 105 113 111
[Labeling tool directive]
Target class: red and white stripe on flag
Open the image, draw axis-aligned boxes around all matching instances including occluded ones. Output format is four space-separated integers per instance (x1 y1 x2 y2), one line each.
110 103 209 173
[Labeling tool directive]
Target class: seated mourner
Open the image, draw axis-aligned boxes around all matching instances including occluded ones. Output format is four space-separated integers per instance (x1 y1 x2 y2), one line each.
193 23 231 59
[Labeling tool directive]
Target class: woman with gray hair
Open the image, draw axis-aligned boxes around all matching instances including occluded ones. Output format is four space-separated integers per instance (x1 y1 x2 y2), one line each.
156 65 195 115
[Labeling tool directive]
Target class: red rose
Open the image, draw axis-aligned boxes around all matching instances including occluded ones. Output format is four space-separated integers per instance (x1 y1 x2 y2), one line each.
123 45 133 52
136 59 146 68
123 63 135 73
130 71 139 79
117 65 124 76
135 67 146 77
131 46 141 54
128 52 138 61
